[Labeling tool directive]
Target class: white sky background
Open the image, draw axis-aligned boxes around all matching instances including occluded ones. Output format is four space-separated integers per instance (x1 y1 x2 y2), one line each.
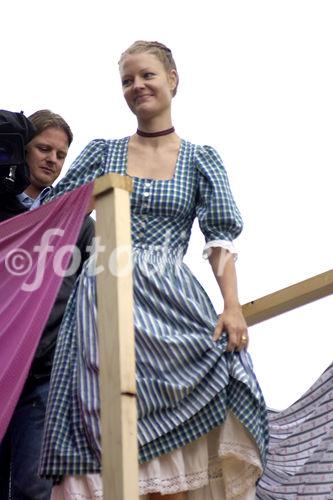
2 0 333 410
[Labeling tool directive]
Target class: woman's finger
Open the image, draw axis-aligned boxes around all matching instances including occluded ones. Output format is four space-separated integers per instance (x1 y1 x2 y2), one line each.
226 328 238 351
237 331 249 350
212 318 223 341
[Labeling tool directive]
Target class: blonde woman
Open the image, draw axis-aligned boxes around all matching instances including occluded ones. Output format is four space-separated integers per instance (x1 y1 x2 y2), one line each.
40 41 268 499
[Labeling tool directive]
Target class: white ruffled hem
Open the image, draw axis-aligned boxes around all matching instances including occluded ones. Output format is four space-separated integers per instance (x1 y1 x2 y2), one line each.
139 411 262 497
202 240 238 260
52 412 262 500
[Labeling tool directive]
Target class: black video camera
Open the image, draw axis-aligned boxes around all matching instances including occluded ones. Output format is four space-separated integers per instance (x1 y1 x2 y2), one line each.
0 110 37 195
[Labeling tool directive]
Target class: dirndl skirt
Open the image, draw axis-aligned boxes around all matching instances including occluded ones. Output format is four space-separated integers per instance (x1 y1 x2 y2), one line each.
40 250 268 488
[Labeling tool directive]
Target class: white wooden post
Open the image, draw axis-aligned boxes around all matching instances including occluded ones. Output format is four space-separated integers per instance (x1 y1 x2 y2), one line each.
94 173 139 500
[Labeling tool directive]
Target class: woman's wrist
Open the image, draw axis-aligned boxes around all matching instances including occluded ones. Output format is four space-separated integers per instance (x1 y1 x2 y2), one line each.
222 300 242 310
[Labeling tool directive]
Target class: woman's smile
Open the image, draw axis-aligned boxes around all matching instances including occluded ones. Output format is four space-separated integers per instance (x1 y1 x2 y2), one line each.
135 94 153 104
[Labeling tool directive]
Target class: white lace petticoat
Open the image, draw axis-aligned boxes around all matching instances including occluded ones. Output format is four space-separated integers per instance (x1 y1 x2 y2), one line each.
51 411 263 499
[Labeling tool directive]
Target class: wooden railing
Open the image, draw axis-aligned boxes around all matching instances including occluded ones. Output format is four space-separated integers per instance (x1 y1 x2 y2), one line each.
242 269 333 326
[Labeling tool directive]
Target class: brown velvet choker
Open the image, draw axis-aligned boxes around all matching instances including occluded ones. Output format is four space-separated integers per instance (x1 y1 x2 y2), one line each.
136 127 175 138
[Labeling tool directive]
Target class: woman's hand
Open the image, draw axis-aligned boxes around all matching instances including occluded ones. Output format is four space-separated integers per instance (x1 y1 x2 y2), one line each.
212 304 248 351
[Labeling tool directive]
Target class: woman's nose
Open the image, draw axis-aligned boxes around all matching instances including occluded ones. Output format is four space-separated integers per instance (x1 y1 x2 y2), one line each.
133 76 145 89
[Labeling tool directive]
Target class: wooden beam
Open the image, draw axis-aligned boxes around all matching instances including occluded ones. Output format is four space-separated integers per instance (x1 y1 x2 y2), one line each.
94 173 138 500
242 269 333 326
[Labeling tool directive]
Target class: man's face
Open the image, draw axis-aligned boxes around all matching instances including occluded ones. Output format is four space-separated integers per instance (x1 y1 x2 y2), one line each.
25 127 69 195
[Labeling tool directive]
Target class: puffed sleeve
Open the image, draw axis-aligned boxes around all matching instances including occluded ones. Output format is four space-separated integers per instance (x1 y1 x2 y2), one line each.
195 145 243 259
47 139 107 201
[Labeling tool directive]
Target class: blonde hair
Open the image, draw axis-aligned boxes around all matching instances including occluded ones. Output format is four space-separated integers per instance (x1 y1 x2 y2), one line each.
119 40 179 96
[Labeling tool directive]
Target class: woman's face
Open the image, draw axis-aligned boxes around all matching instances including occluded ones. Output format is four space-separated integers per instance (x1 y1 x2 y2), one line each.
119 52 177 120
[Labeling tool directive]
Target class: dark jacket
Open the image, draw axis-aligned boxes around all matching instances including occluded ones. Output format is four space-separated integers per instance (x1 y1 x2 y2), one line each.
0 193 95 379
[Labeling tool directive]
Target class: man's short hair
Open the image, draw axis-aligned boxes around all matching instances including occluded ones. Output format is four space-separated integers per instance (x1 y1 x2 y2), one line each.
28 109 73 146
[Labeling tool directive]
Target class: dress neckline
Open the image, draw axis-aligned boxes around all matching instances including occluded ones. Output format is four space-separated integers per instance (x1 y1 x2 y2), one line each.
123 136 183 182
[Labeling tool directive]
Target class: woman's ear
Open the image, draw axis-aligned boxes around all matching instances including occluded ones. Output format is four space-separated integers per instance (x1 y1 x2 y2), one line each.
168 69 178 94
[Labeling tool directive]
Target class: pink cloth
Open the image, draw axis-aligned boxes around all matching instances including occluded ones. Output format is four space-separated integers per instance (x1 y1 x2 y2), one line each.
0 183 93 441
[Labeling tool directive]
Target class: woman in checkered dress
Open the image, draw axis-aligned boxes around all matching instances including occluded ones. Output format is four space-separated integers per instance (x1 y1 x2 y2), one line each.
40 41 269 499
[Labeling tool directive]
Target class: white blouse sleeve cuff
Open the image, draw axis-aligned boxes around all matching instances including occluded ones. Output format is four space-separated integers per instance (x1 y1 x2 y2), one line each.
202 240 238 260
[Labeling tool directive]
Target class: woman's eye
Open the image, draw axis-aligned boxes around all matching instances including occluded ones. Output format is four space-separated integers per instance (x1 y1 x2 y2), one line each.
122 79 131 87
144 72 154 79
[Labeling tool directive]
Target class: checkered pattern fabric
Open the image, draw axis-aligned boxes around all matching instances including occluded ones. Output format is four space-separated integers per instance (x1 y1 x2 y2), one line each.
39 137 269 480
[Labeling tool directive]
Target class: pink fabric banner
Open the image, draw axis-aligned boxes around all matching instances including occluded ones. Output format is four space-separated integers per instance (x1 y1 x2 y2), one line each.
0 182 94 441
